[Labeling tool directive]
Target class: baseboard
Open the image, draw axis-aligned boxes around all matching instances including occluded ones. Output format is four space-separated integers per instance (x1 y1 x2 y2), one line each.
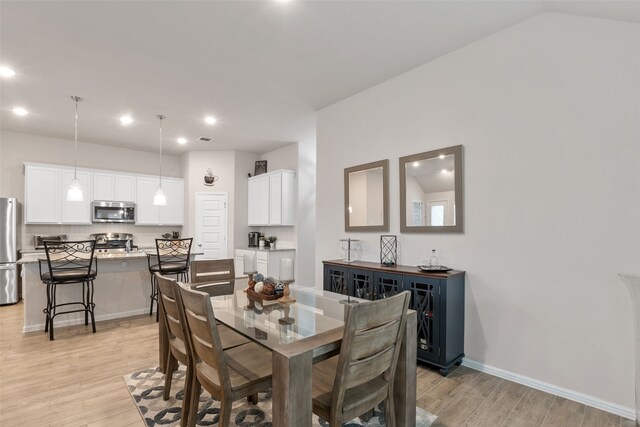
461 358 635 421
22 308 150 333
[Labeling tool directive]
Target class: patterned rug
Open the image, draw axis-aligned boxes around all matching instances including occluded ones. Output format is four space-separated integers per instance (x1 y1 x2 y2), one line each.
124 366 437 426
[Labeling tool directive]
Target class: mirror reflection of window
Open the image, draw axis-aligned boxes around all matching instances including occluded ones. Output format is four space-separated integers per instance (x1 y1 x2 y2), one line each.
405 155 456 226
412 201 424 226
348 167 384 227
428 202 446 226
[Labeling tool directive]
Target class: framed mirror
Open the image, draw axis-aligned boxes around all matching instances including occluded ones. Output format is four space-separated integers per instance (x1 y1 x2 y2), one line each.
400 145 463 233
344 159 389 232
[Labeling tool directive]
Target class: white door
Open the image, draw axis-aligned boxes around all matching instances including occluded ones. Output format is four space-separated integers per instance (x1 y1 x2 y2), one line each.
195 193 228 260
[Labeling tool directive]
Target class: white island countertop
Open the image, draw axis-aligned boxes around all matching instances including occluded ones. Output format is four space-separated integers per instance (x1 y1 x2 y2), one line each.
18 249 204 264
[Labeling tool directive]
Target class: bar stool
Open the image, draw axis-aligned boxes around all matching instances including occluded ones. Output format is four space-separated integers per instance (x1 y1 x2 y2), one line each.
148 238 192 321
39 240 98 341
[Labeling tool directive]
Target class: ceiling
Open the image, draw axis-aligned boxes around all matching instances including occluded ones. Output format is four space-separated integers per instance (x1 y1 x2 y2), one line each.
1 1 638 155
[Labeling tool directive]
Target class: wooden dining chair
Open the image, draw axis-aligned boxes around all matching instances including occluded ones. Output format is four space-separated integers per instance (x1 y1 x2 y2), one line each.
155 274 250 426
177 282 273 427
311 291 410 427
189 259 235 296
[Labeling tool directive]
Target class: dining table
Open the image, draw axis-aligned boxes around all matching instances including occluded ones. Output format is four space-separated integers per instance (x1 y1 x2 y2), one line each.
158 278 417 426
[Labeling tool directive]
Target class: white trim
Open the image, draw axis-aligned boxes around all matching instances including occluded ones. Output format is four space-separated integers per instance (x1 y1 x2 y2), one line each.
461 358 635 421
22 308 149 333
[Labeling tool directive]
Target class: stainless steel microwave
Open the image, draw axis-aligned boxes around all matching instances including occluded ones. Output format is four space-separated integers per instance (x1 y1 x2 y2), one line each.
91 201 136 223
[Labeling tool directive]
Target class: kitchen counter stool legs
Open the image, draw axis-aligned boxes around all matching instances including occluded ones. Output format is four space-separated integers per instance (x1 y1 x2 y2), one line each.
39 240 98 341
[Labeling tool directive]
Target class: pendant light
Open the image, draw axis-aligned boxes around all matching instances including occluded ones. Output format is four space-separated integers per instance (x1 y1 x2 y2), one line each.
153 114 167 206
66 96 84 202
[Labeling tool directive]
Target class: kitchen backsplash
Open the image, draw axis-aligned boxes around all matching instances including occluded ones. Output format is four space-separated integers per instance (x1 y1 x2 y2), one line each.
23 223 183 249
253 226 296 249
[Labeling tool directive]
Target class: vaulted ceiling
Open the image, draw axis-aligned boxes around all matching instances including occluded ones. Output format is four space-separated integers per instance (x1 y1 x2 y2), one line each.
1 1 638 155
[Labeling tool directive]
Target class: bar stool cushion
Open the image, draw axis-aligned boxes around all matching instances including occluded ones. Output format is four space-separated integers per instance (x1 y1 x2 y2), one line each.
149 263 187 274
41 269 97 282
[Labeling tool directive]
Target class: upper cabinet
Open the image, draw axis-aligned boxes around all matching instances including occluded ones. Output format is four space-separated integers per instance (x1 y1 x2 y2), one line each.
61 169 92 224
93 172 136 202
25 164 60 224
247 170 295 226
24 163 183 226
135 176 184 226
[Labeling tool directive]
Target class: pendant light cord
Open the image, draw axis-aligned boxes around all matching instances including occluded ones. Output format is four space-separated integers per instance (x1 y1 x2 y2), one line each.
71 96 82 180
157 115 165 188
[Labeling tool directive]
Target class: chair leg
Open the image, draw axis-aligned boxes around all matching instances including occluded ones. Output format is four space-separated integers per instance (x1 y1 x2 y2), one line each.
150 273 157 316
83 281 89 325
88 280 96 333
247 393 258 404
49 282 58 341
384 395 395 427
163 351 176 400
44 282 51 333
187 374 202 427
181 361 194 427
219 397 233 427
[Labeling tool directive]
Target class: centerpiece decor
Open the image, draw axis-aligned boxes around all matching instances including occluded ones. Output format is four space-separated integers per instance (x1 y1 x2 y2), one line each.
243 253 257 292
278 258 295 304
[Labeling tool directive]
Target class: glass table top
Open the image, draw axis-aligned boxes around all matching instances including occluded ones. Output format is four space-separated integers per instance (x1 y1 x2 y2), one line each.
210 279 364 350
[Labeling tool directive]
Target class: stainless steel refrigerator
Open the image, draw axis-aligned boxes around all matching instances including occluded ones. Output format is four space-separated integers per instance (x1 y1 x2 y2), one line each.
1 198 22 305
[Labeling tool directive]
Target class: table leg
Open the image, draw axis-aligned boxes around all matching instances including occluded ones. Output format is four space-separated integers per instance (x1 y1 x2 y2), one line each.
394 310 417 426
272 349 313 427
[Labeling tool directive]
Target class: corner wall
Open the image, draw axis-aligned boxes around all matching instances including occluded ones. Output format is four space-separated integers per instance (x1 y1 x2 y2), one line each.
316 13 639 413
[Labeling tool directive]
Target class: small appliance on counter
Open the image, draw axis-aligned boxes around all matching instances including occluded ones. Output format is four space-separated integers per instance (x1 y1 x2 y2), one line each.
1 198 22 305
34 234 68 250
90 233 137 253
248 232 261 248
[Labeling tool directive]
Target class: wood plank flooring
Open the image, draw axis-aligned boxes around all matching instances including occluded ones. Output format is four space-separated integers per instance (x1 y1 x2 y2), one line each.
0 302 628 426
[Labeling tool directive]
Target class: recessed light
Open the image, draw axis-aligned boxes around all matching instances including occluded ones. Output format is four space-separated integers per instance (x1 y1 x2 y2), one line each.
12 107 28 116
120 115 133 126
438 154 445 159
412 161 420 168
0 66 16 77
177 137 187 145
441 169 448 174
204 116 217 125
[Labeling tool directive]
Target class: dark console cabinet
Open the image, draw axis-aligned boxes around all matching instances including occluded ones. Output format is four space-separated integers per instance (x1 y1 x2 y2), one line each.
323 260 465 375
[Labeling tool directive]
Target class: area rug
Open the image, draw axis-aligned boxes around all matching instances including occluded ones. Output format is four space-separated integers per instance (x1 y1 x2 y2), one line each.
124 366 437 426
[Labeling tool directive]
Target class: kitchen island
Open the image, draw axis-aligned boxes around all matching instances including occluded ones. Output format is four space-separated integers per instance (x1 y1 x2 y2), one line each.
17 250 200 332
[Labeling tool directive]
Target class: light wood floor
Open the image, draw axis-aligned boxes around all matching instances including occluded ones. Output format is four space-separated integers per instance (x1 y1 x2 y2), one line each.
0 302 627 426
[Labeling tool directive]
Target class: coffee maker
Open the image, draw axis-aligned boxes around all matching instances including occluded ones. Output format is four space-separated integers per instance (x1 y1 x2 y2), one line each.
248 232 261 247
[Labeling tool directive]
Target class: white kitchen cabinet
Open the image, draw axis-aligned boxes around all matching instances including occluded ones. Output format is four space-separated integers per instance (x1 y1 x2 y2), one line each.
25 164 60 224
247 170 295 226
135 176 161 225
93 172 136 202
61 169 92 224
160 178 184 225
136 176 184 226
233 248 295 279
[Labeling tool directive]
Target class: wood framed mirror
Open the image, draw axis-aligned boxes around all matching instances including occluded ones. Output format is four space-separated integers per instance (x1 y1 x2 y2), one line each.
344 159 389 232
400 145 463 233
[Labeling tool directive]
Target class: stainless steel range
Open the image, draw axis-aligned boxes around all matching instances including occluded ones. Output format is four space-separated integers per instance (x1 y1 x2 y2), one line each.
90 233 137 253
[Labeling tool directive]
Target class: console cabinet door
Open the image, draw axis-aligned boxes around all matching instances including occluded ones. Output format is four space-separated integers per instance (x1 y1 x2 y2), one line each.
349 268 375 300
324 264 349 295
25 164 60 224
373 272 403 300
404 275 441 364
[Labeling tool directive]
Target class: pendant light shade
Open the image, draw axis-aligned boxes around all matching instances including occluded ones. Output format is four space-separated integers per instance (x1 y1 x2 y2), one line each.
66 96 84 202
154 114 167 206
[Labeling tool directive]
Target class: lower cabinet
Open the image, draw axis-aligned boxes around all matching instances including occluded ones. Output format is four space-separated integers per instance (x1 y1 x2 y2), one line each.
323 260 465 375
234 249 295 279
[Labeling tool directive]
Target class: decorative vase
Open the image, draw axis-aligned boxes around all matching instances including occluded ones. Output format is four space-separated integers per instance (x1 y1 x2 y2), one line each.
619 273 640 427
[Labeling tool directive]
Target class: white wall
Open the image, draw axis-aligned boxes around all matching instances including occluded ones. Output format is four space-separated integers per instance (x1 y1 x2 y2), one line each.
316 13 639 414
181 151 236 256
234 151 260 249
0 130 183 247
